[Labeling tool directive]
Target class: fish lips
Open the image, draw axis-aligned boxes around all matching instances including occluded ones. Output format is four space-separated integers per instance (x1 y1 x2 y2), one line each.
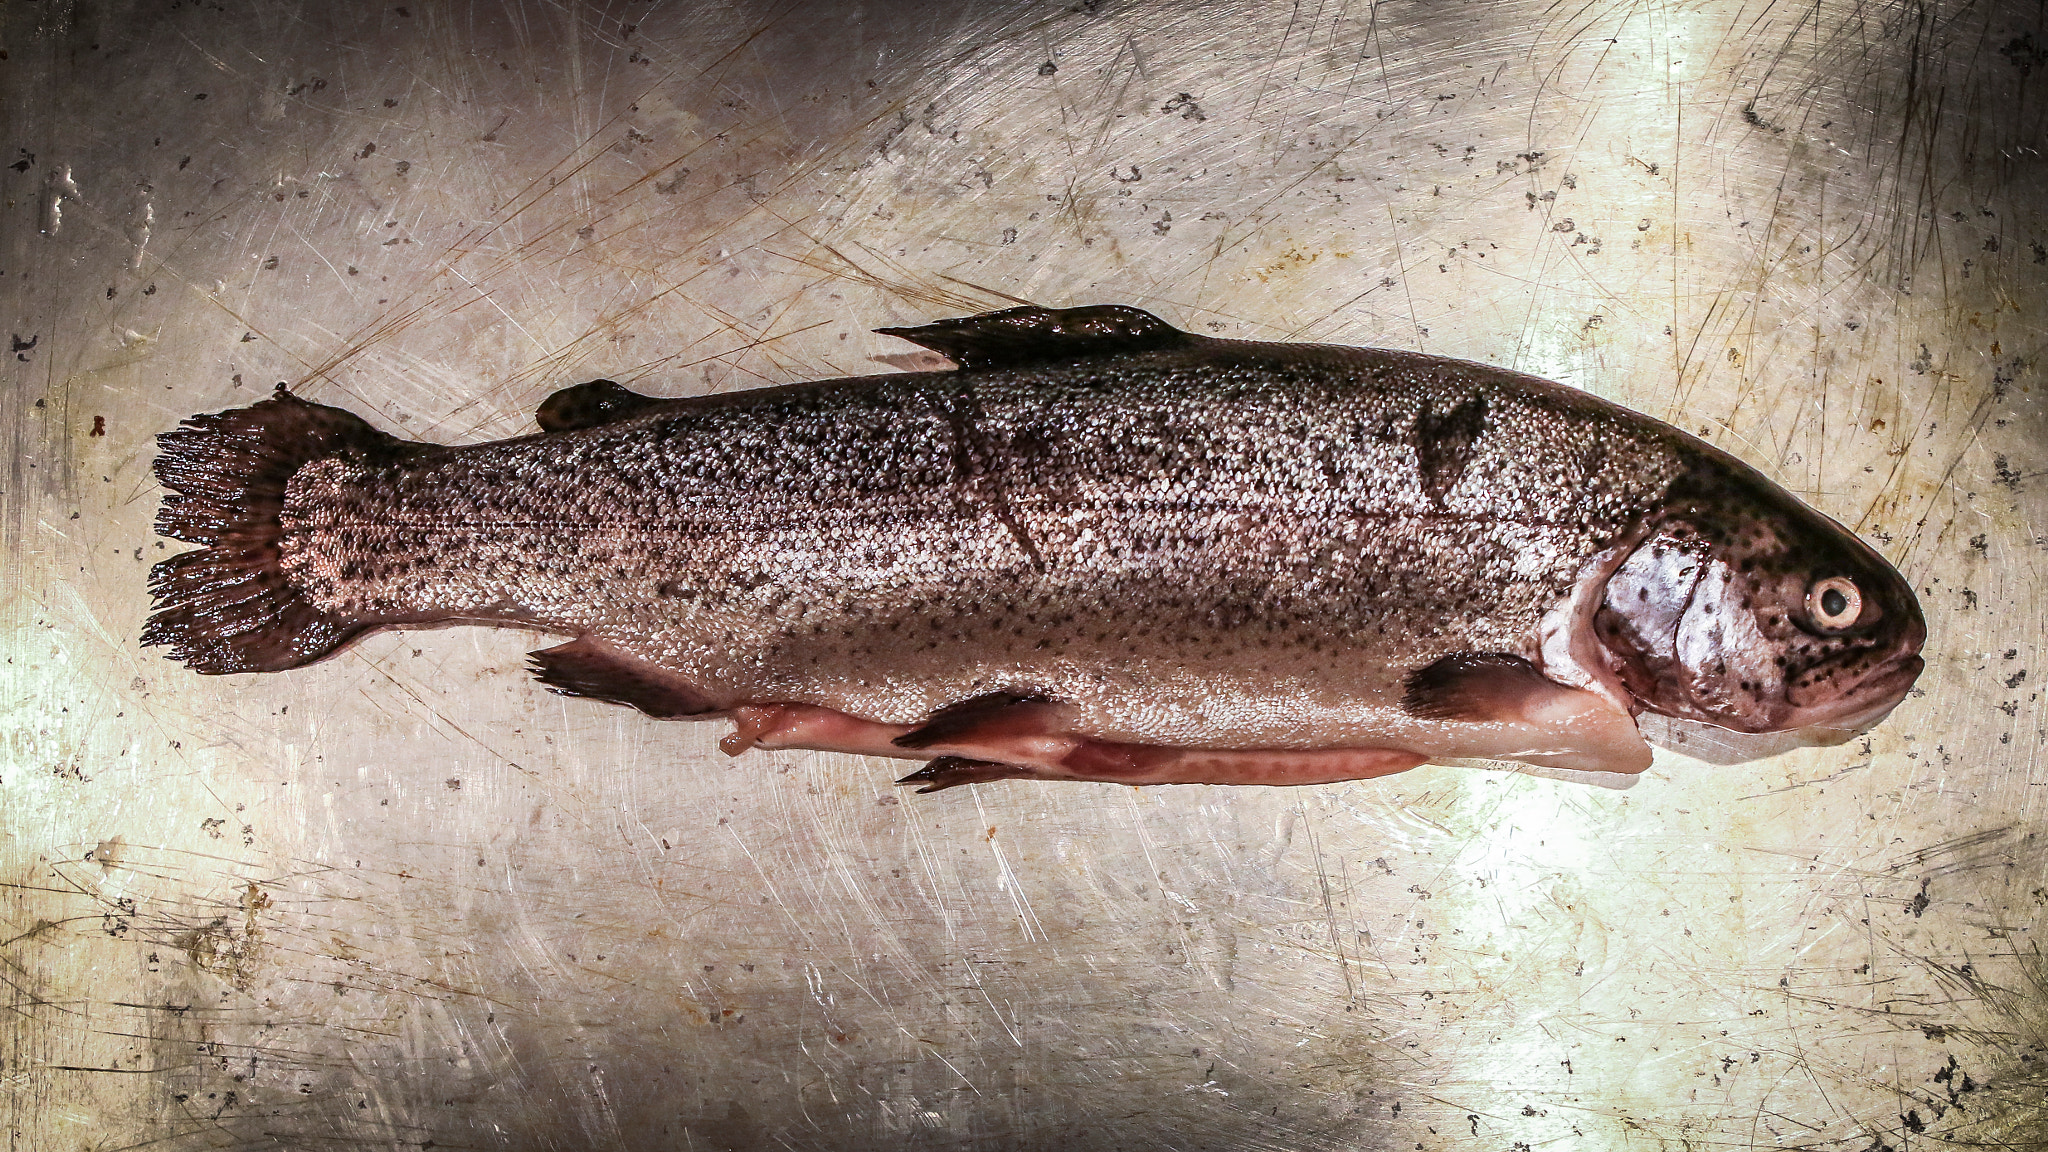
1774 651 1925 734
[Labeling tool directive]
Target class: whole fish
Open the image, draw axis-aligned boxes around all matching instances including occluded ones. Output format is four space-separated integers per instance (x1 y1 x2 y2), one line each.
147 305 1925 790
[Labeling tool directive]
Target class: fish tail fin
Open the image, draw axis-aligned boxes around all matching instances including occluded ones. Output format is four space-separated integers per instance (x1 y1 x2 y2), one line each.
144 387 402 673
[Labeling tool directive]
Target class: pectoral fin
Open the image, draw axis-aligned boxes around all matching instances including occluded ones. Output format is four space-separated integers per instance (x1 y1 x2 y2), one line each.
1402 652 1652 773
1402 653 1572 722
891 691 1074 750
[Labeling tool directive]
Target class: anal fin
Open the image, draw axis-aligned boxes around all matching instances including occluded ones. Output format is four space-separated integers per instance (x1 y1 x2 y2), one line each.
529 636 720 718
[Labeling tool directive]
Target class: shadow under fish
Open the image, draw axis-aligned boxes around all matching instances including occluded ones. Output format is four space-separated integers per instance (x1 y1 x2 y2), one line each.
144 304 1926 792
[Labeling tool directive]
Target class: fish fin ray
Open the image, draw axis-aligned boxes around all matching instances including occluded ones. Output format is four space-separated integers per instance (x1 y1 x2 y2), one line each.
876 304 1194 370
897 756 1040 793
529 636 720 718
145 388 410 673
891 691 1070 750
535 380 662 432
1402 652 1566 722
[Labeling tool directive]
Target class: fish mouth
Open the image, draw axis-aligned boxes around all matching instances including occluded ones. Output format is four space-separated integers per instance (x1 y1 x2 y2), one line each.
1777 654 1925 734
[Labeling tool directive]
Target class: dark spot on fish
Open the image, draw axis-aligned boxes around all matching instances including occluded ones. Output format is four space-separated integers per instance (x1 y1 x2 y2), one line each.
1007 426 1055 463
1412 393 1486 506
1576 441 1609 477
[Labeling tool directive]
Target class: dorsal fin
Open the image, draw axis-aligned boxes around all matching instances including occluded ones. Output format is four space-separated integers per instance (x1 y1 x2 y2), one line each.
536 380 661 432
876 304 1194 371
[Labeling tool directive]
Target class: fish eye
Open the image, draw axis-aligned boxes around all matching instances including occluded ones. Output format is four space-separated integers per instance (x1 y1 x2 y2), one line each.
1807 576 1863 631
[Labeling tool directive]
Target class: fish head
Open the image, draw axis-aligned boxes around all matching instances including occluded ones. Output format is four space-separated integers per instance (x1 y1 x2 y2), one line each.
1591 469 1926 735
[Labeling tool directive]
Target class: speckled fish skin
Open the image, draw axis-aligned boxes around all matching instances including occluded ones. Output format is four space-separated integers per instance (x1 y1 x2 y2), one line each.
290 343 1666 730
146 305 1926 785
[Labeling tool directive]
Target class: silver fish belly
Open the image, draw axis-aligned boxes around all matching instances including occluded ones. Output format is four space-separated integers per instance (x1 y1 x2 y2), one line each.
147 305 1926 790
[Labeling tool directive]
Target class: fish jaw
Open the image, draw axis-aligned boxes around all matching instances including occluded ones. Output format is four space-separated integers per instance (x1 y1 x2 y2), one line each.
1736 652 1924 735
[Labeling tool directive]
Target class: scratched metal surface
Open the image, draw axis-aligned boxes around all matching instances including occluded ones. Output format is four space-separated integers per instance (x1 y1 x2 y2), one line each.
3 1 2043 1148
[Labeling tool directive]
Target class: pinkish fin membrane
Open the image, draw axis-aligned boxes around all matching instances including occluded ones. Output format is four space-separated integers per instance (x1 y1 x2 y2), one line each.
712 698 1431 791
144 388 411 673
890 690 1069 750
1401 652 1565 723
897 746 1429 792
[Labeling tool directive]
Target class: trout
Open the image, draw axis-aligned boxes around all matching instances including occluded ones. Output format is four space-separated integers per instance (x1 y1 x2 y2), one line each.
146 305 1926 790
